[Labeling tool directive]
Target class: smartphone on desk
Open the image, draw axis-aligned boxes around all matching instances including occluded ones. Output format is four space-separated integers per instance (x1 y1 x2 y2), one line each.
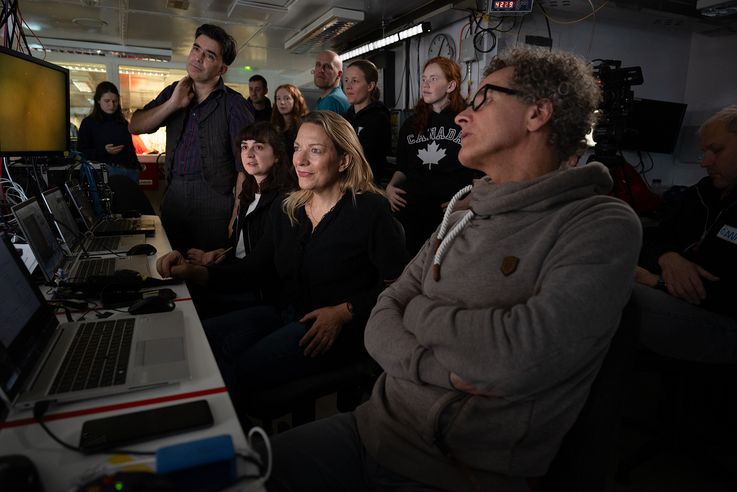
78 399 214 453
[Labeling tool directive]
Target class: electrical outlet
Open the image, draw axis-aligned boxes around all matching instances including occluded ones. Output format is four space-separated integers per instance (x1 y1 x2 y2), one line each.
461 39 477 62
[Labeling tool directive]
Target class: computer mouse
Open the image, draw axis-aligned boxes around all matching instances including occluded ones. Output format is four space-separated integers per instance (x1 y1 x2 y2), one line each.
128 296 175 315
121 209 142 219
0 455 43 492
126 243 157 256
112 269 144 282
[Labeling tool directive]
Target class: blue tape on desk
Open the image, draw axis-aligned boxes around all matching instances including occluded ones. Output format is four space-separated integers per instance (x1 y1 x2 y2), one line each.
156 434 237 486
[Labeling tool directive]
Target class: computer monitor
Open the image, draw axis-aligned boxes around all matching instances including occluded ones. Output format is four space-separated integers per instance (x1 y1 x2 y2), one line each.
0 46 70 156
621 98 687 155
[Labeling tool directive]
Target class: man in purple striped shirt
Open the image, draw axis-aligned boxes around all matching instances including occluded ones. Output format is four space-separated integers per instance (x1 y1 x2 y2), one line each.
130 24 254 253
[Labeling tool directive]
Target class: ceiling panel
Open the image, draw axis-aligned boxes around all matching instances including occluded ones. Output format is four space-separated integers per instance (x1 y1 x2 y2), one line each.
18 0 737 84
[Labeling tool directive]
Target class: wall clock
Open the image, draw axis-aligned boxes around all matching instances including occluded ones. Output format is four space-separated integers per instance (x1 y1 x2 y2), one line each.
427 33 456 59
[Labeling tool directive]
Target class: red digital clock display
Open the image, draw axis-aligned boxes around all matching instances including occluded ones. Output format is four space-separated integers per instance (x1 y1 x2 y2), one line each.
491 0 533 12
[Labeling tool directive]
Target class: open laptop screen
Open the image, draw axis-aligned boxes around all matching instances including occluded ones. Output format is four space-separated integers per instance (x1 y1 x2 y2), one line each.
42 187 82 253
0 234 57 405
11 198 65 282
65 182 98 231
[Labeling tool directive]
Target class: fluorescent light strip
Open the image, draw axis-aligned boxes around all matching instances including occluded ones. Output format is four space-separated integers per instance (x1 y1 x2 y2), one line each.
341 22 430 61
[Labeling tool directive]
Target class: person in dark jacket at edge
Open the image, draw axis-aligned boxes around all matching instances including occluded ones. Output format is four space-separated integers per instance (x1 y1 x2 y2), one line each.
260 47 642 492
634 104 737 363
343 59 392 184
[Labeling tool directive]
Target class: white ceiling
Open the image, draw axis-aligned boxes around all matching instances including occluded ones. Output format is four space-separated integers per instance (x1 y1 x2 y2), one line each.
17 0 737 86
19 0 453 83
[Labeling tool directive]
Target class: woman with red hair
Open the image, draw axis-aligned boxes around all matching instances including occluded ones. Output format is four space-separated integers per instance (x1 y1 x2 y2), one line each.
386 57 480 255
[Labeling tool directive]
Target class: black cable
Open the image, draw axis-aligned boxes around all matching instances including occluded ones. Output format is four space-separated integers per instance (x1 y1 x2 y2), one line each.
516 11 526 44
474 28 497 54
210 449 266 490
392 57 407 108
537 0 554 44
221 452 266 487
493 16 518 33
33 400 156 456
488 16 505 30
542 7 553 50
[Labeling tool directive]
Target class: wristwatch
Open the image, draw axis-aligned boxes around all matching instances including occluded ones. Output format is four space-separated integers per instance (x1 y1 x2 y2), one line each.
655 275 667 291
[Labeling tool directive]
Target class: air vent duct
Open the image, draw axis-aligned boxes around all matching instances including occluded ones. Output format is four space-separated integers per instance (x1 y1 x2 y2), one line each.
284 8 364 54
697 0 737 17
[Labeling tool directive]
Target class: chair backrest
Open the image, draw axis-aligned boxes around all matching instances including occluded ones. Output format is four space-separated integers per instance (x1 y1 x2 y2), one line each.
108 174 155 215
542 298 638 491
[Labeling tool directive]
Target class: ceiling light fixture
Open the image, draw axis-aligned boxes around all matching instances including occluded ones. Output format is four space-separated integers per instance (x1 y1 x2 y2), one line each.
340 22 431 61
72 17 108 29
72 80 93 92
32 37 172 61
284 7 364 54
227 0 292 16
697 0 737 17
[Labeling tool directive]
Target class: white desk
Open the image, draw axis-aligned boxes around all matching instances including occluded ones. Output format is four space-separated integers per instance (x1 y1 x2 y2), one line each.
0 217 266 491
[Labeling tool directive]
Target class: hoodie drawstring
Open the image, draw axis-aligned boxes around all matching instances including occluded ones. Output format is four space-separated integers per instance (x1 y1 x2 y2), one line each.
432 185 474 281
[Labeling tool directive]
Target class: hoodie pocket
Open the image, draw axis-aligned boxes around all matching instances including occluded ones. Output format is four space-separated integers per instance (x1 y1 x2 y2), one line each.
435 395 534 474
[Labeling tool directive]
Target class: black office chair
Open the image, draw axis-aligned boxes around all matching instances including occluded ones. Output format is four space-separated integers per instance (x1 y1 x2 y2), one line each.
540 299 639 492
616 349 737 488
239 355 380 434
108 174 155 216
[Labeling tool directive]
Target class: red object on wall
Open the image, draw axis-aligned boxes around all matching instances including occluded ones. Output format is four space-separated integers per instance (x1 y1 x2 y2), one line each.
137 154 161 190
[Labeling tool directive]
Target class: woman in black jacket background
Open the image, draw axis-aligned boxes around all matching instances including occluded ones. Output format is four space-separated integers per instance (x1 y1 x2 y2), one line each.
343 59 392 184
77 81 141 182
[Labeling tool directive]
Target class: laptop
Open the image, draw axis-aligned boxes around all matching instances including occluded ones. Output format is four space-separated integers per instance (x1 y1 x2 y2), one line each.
0 234 190 409
41 187 146 255
11 197 150 286
65 181 155 237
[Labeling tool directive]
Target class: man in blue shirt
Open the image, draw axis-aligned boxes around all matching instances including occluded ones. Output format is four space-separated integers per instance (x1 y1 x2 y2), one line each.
130 24 253 252
313 50 349 114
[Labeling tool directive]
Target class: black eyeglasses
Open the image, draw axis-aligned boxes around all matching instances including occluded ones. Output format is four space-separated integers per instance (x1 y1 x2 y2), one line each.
470 83 521 111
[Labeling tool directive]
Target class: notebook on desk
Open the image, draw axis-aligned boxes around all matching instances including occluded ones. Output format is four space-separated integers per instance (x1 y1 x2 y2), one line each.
0 234 190 409
41 188 146 255
65 181 155 237
11 197 150 286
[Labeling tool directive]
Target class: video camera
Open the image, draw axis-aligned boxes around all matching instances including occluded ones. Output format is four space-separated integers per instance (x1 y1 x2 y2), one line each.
591 59 643 161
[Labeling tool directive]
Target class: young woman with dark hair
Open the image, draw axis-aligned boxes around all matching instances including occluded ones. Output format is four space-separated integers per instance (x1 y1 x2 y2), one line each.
187 121 296 265
77 81 141 182
183 121 296 316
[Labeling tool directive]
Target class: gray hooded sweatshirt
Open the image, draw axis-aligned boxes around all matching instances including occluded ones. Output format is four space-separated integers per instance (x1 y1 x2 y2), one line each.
355 162 642 491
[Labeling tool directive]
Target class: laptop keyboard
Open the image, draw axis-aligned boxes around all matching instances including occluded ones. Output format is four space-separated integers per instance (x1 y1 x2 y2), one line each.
77 257 116 279
88 236 120 251
49 318 135 395
96 220 135 233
